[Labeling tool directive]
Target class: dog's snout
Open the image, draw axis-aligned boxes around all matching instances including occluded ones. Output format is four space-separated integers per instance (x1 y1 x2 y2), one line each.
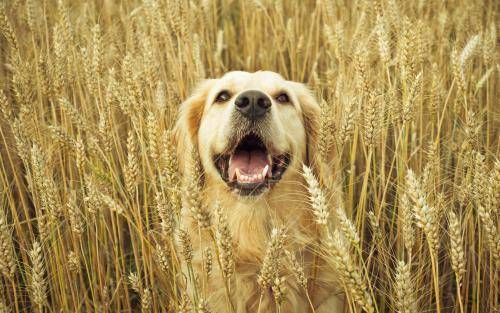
235 90 271 120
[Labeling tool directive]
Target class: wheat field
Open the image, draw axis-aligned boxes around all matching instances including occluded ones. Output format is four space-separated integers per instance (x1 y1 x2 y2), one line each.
0 0 498 312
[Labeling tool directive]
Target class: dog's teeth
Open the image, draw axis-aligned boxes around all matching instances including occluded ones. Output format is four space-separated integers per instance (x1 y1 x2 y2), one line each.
235 168 242 180
231 168 239 181
257 174 262 180
262 165 269 178
247 175 256 183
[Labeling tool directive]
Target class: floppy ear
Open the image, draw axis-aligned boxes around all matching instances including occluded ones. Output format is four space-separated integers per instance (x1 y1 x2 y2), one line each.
292 82 341 197
173 79 216 178
289 82 320 168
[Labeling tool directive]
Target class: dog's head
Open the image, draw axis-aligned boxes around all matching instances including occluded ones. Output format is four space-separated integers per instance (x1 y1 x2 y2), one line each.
175 71 320 197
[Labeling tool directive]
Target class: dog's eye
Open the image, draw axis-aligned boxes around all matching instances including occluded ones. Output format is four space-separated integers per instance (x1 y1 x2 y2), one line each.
215 90 231 103
276 93 289 103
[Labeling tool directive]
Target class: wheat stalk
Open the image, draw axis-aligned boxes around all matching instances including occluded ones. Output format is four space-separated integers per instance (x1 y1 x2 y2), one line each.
197 298 212 313
272 275 287 307
318 100 336 162
406 169 439 253
302 165 330 229
336 206 361 250
0 89 13 121
178 229 194 265
375 15 391 64
128 272 141 293
29 241 47 311
398 194 415 254
124 130 139 194
393 260 417 313
214 202 234 280
329 230 375 313
285 250 307 289
203 247 213 279
66 191 84 235
185 149 211 229
141 288 152 313
67 251 80 273
155 244 170 273
146 112 160 163
448 211 466 282
0 209 15 279
257 227 287 292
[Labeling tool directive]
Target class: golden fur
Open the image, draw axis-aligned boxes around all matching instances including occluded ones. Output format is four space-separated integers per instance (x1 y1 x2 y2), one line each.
175 71 344 312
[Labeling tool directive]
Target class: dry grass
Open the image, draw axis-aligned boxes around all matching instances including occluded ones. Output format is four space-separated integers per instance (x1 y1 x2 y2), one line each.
0 0 498 312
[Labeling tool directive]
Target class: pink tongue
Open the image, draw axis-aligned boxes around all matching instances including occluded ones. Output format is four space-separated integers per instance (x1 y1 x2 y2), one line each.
229 150 269 181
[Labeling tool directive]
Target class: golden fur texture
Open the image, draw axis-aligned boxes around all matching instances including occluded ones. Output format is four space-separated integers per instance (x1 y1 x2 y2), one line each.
175 71 343 312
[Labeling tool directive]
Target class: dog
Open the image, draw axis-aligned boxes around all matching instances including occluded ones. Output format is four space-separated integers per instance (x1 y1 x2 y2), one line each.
174 71 344 312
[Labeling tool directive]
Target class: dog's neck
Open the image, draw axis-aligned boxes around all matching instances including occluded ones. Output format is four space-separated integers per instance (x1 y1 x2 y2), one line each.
203 171 315 263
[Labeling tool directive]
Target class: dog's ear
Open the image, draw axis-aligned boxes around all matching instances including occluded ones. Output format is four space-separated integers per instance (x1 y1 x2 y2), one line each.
292 82 340 194
174 79 216 177
290 82 320 168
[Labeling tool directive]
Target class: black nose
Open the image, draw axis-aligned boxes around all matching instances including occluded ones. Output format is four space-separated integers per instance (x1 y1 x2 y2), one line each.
234 90 271 120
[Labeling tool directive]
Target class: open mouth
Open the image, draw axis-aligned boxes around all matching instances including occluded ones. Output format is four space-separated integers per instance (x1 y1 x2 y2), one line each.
214 133 290 196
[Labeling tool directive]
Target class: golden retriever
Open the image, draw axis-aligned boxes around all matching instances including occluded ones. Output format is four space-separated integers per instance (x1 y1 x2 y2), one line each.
175 71 344 312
